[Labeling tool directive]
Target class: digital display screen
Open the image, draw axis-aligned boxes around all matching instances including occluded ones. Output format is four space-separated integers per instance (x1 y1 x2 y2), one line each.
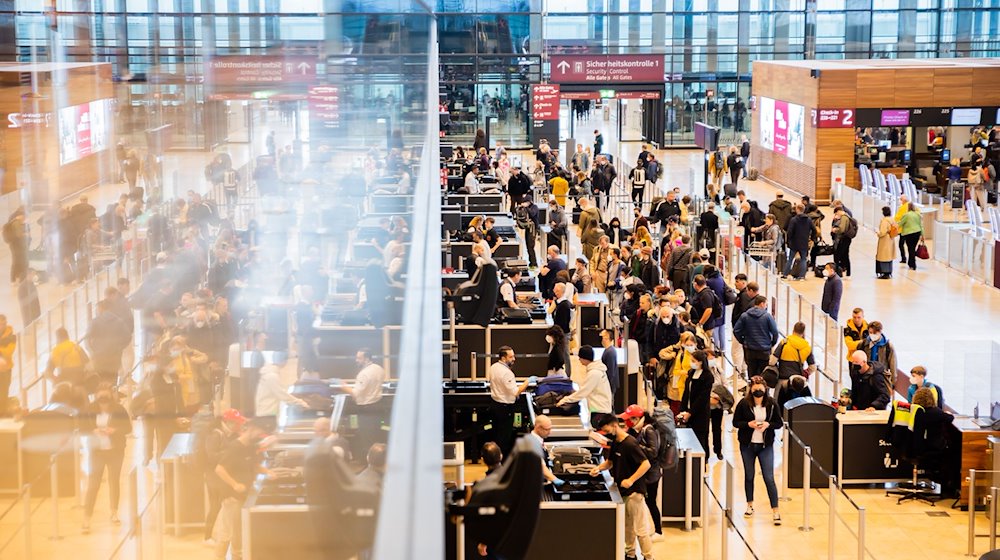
880 109 910 127
951 108 982 126
58 98 112 166
758 96 804 162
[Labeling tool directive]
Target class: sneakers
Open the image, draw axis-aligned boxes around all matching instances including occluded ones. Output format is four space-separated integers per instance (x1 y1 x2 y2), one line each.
111 513 121 525
773 512 782 526
744 505 754 517
651 533 664 543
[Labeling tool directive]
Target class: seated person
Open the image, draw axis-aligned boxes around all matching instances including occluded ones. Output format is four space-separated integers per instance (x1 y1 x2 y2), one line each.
776 374 813 411
912 387 957 495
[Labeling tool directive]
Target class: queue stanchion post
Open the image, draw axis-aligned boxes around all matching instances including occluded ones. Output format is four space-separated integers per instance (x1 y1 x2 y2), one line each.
49 452 61 540
992 486 999 552
799 445 813 532
857 506 866 560
827 475 836 560
701 475 710 560
684 450 693 531
968 470 977 556
23 484 32 559
779 427 791 502
722 459 732 560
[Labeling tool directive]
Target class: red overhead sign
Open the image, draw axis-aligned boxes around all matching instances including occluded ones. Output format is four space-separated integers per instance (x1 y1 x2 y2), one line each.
561 91 600 100
549 55 664 84
811 108 855 128
532 84 560 121
205 56 317 86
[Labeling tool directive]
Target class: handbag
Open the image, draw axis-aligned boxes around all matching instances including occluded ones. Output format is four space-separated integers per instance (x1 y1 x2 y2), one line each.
916 238 930 260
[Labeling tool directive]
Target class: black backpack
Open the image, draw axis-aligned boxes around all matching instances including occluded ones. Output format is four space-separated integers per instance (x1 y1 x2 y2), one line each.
515 205 534 231
844 216 859 239
650 405 678 470
709 288 724 322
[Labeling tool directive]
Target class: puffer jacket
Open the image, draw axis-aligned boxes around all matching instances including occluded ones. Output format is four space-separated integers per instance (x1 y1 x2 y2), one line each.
733 306 779 352
774 335 814 380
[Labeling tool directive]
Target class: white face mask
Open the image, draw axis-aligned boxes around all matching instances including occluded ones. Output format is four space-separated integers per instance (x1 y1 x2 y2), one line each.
684 344 697 353
661 316 671 324
822 269 831 278
692 363 702 371
545 335 553 344
869 333 881 342
195 321 206 328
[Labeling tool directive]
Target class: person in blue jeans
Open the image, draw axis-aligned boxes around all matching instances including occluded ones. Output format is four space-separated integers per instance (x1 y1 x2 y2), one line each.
782 203 812 280
733 375 783 526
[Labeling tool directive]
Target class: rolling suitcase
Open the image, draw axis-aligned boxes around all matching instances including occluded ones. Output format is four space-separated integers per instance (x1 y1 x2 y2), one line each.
724 183 738 198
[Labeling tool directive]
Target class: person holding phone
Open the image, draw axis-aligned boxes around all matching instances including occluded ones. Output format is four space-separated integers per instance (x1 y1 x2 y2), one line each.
732 375 783 525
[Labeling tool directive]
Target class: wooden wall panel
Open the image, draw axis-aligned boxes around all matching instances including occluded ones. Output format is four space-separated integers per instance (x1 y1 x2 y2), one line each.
856 70 895 107
815 128 857 203
973 68 1000 105
817 70 858 108
933 68 974 106
892 69 936 107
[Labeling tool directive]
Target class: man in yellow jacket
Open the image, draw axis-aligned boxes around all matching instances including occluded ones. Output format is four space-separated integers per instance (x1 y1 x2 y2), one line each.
842 307 869 360
774 322 816 392
0 315 14 416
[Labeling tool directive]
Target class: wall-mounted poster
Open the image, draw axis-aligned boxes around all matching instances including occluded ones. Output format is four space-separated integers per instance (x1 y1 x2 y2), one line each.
58 99 112 166
759 96 774 151
787 102 805 162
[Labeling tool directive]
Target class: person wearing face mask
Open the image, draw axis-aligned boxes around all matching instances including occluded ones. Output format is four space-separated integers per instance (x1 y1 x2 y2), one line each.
632 206 650 236
848 350 890 411
571 257 594 294
255 351 308 424
677 350 714 454
549 282 573 335
820 262 843 321
145 357 184 465
657 332 698 413
590 236 611 293
854 321 897 397
557 345 613 414
627 293 653 363
546 197 567 248
212 418 273 560
589 414 657 560
85 299 131 388
645 306 681 389
605 217 626 247
732 375 783 525
82 388 133 533
487 346 532 456
167 336 209 412
618 404 664 541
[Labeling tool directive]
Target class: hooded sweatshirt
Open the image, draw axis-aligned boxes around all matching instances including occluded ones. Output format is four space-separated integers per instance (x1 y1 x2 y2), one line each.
558 360 613 414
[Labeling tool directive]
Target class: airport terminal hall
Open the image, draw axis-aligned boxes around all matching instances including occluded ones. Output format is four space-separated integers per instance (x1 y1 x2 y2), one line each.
7 1 1000 560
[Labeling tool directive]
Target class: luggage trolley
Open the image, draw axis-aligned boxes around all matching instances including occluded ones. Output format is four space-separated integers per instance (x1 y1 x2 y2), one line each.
746 240 777 269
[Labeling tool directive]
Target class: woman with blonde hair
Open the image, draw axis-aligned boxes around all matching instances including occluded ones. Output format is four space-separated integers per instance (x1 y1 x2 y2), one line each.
633 225 653 248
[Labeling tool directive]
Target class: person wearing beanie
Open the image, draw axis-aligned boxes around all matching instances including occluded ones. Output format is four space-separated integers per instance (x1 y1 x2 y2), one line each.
558 345 613 414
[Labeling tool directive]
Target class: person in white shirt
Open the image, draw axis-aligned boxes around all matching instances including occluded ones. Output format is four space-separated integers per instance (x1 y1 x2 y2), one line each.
558 345 613 414
526 414 562 485
488 346 532 455
346 348 386 406
255 353 307 419
464 164 481 194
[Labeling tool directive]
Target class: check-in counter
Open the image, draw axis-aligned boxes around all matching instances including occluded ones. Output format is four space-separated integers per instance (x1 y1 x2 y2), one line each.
576 293 610 348
370 193 412 213
0 419 23 495
447 241 521 270
446 194 505 213
660 428 704 527
442 381 534 463
161 433 207 536
836 409 910 485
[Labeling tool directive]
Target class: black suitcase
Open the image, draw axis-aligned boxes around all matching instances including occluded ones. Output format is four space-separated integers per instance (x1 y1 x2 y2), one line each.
497 307 532 324
572 206 581 225
724 183 738 198
813 264 825 278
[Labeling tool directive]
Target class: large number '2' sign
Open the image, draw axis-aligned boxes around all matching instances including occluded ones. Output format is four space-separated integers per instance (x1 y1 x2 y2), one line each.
841 109 854 127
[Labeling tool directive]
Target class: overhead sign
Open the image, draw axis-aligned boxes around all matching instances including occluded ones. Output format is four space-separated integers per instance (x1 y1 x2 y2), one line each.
549 55 664 84
5 112 51 129
811 108 855 128
616 91 661 100
205 56 316 86
880 109 910 126
531 84 560 122
309 86 340 129
561 91 600 100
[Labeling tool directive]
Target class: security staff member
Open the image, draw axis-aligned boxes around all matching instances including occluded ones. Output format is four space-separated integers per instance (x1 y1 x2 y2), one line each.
342 348 387 457
498 268 523 310
487 346 532 456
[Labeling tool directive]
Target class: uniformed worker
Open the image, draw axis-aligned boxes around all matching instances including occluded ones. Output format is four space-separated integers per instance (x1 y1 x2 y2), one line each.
487 345 532 456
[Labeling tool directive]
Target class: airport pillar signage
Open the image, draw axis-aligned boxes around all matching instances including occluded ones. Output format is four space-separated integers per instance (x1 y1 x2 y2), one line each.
308 85 340 129
549 55 664 84
205 56 317 87
532 83 560 147
811 108 855 128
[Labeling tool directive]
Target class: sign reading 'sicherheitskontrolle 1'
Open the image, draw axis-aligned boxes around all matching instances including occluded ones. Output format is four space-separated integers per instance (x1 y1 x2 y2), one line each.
205 56 317 86
549 55 664 84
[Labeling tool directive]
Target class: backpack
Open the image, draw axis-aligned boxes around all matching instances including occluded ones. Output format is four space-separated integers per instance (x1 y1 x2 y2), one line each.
844 216 859 239
709 288 724 322
655 162 663 179
515 205 534 231
723 282 738 305
714 150 725 171
650 404 678 470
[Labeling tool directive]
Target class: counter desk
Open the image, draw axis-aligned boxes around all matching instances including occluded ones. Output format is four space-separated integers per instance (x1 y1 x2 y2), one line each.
660 428 704 527
0 418 23 495
836 409 910 485
161 433 207 536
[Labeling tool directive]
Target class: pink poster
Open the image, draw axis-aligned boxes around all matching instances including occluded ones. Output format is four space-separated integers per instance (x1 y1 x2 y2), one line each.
75 103 92 159
773 100 788 156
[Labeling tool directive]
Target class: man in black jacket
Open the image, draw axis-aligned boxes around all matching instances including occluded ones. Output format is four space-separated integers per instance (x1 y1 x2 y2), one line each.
638 246 659 288
507 166 532 213
849 350 890 411
651 191 681 232
782 204 812 280
729 275 756 378
591 156 617 212
550 283 573 335
665 234 694 293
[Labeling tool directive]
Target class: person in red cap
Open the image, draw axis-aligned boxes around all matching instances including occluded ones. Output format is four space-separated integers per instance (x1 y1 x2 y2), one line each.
619 404 664 541
202 408 246 543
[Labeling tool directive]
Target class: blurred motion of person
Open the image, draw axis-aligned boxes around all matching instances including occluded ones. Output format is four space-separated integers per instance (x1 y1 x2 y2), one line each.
0 315 14 417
